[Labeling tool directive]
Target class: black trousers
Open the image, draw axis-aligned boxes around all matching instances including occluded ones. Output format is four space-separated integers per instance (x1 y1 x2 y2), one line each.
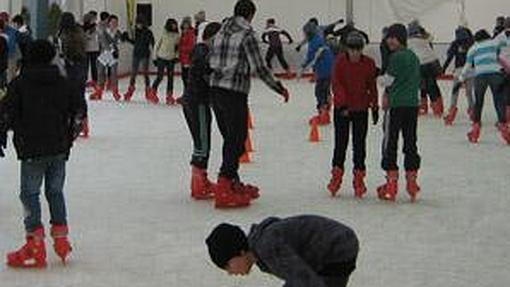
332 110 369 171
86 51 100 82
129 56 150 87
420 62 442 102
183 98 212 169
315 78 331 111
265 45 289 71
381 107 421 171
504 74 510 107
211 87 248 180
181 66 190 92
152 58 175 94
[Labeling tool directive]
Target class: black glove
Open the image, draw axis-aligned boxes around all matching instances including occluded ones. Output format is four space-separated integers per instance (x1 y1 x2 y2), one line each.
295 45 302 52
113 49 119 59
0 132 6 158
371 107 380 125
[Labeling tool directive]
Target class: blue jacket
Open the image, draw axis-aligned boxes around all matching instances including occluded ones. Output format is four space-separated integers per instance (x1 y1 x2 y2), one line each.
303 34 334 79
4 26 18 57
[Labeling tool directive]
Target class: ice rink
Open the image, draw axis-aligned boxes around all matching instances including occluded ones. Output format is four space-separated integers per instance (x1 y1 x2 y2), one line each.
0 77 509 287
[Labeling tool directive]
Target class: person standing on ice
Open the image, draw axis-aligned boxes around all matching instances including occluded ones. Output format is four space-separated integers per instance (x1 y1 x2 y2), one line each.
208 0 289 208
176 16 196 104
0 40 87 268
147 18 180 106
123 15 156 104
327 31 379 199
494 17 510 124
442 26 475 125
299 21 335 126
182 22 222 201
377 23 422 203
261 18 293 78
407 21 444 118
91 14 125 102
461 29 510 144
206 215 359 287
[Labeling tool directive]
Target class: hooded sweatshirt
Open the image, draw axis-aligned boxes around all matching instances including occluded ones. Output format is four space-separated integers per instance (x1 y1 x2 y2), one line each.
248 215 359 287
209 16 283 95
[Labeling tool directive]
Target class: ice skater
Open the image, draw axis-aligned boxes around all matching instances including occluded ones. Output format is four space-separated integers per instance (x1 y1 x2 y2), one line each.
0 40 87 268
206 215 359 287
378 23 422 202
442 26 475 125
208 0 289 208
261 18 293 77
299 20 335 126
123 15 155 103
462 29 510 144
177 16 196 102
328 31 379 199
182 22 222 200
495 17 510 123
148 18 180 105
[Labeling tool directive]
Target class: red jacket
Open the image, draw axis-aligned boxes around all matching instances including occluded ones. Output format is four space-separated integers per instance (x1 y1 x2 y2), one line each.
332 53 378 111
179 28 196 67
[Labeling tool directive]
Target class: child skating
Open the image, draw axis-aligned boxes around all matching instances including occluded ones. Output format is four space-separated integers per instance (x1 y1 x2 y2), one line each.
208 0 289 208
328 31 379 198
182 22 222 200
299 21 334 126
0 40 87 267
442 26 475 125
261 18 293 78
378 23 422 203
206 215 359 287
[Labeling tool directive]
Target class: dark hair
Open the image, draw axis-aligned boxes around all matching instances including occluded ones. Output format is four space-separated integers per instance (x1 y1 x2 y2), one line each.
100 11 110 22
267 18 275 25
108 14 118 23
206 224 249 269
309 18 319 26
26 39 56 66
474 29 491 42
59 12 76 31
12 14 24 26
234 0 256 19
164 18 179 33
0 19 5 31
136 15 147 26
202 22 221 41
88 10 98 17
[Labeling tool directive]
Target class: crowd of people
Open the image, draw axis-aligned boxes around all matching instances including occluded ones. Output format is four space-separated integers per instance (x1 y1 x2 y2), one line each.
0 1 509 286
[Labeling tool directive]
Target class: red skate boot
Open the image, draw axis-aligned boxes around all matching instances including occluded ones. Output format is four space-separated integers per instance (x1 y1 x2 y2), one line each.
191 166 215 200
496 123 510 145
467 122 481 143
89 85 103 101
405 170 421 203
111 88 122 102
214 177 251 208
443 107 458 126
353 170 367 199
233 180 260 200
431 97 444 117
146 88 159 104
327 167 343 197
318 108 331 125
123 85 136 102
418 97 428 116
51 225 72 264
6 227 47 268
308 113 320 126
377 170 399 202
166 93 176 106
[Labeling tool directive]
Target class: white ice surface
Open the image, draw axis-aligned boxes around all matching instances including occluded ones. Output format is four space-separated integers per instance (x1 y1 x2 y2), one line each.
0 78 509 287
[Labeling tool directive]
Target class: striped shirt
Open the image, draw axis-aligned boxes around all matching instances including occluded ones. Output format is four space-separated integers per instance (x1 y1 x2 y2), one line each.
462 38 507 78
209 17 283 95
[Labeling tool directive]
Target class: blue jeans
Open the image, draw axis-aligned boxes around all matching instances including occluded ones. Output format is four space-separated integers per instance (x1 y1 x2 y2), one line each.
315 78 331 111
473 73 507 123
20 154 68 232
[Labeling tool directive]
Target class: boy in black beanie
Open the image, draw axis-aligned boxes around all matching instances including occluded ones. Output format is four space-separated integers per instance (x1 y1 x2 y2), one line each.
206 215 359 287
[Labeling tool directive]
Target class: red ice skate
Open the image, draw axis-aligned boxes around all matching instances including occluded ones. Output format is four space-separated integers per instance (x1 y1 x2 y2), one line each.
123 85 135 102
353 170 367 199
191 166 215 200
377 170 398 202
327 167 343 197
496 123 510 145
111 88 122 102
444 107 458 126
431 97 444 117
89 85 103 101
166 93 176 106
146 88 159 104
214 177 251 208
405 170 420 203
51 225 72 264
318 108 331 125
418 97 428 116
233 180 260 200
467 122 481 143
6 227 46 268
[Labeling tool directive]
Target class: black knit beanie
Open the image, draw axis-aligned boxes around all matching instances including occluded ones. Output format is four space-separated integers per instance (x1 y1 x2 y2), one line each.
387 23 408 46
206 223 248 269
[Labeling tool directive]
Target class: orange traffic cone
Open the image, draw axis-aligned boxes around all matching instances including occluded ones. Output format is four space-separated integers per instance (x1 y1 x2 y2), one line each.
245 132 254 152
247 110 254 130
239 151 251 164
309 119 320 142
